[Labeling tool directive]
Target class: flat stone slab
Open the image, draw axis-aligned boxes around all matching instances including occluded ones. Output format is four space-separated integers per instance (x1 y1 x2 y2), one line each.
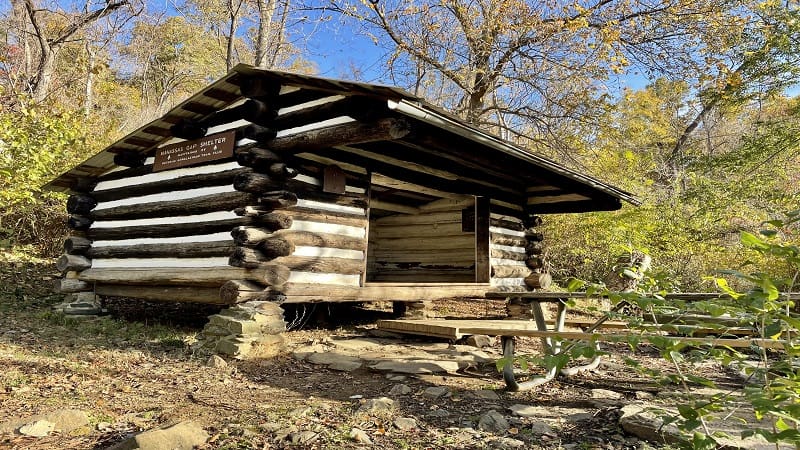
508 404 593 422
0 409 90 435
619 404 791 449
108 420 209 450
306 352 363 372
368 360 461 374
329 338 383 352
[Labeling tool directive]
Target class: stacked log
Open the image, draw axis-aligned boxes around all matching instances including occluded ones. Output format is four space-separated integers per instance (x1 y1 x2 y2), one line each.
488 209 530 292
522 215 551 290
62 103 286 302
54 192 99 296
225 145 369 303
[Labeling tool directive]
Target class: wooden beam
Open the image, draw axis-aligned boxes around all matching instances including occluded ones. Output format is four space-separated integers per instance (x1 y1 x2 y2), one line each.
88 241 234 259
527 194 592 205
475 196 491 283
91 192 255 221
319 147 525 205
369 200 419 214
94 284 225 304
87 214 291 241
267 117 412 153
269 282 490 302
79 266 289 287
273 96 389 130
92 168 246 203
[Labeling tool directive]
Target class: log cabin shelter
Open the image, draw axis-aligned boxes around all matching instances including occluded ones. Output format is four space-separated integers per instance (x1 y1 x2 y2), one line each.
45 64 639 307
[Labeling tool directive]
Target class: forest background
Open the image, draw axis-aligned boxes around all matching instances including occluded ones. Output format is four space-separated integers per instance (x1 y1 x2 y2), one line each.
1 0 799 291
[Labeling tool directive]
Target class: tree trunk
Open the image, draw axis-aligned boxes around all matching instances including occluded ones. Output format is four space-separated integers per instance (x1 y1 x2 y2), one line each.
254 0 276 68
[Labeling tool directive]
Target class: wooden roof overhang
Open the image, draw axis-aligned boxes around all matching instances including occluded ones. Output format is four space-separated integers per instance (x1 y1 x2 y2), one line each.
44 64 638 214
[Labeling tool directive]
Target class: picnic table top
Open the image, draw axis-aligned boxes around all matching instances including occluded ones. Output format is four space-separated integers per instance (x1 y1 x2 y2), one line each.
485 291 800 301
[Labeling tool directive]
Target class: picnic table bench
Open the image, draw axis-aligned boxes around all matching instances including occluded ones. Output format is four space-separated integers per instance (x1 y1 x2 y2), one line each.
378 291 797 391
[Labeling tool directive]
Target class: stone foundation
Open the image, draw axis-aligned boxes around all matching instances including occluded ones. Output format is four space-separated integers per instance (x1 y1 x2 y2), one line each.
194 301 287 358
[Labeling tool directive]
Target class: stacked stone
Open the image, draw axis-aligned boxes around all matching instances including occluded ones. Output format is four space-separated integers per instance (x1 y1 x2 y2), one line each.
194 301 286 358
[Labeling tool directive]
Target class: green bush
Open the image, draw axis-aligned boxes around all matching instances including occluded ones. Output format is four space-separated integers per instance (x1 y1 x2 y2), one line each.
0 100 91 256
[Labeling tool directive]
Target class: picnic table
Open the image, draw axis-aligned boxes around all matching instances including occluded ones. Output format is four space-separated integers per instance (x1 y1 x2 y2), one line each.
378 291 796 391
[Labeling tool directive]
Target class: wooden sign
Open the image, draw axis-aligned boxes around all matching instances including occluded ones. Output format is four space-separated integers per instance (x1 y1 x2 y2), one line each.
152 130 236 172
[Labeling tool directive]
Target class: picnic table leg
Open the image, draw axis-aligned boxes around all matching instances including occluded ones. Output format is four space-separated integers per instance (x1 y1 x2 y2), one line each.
530 302 553 352
501 336 558 391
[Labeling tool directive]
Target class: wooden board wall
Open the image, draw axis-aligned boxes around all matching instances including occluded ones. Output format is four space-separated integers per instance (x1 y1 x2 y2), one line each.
367 200 476 282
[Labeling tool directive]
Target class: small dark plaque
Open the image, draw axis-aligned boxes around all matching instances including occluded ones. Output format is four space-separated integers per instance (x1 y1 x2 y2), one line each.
152 130 236 172
462 206 475 232
323 165 346 194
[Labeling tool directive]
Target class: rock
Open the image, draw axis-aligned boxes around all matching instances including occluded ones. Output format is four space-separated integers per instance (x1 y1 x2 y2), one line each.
477 410 509 434
389 384 412 396
206 355 227 368
422 386 450 399
330 338 382 352
273 426 298 442
287 431 318 445
635 391 654 400
19 420 55 437
591 388 623 399
357 397 395 414
107 420 209 450
394 417 417 431
306 352 362 372
529 421 554 435
349 427 372 444
508 404 590 421
465 334 493 348
472 389 500 401
369 360 461 374
427 409 450 418
590 388 625 407
1 409 90 435
288 406 312 419
386 373 407 381
44 409 90 434
487 436 525 449
619 405 682 445
292 344 327 360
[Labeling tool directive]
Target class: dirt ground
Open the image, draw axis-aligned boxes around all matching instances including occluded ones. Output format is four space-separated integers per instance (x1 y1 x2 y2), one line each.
0 259 743 449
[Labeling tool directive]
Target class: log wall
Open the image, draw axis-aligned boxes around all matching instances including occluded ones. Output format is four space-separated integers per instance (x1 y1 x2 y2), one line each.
488 205 547 292
367 202 476 282
57 87 378 304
